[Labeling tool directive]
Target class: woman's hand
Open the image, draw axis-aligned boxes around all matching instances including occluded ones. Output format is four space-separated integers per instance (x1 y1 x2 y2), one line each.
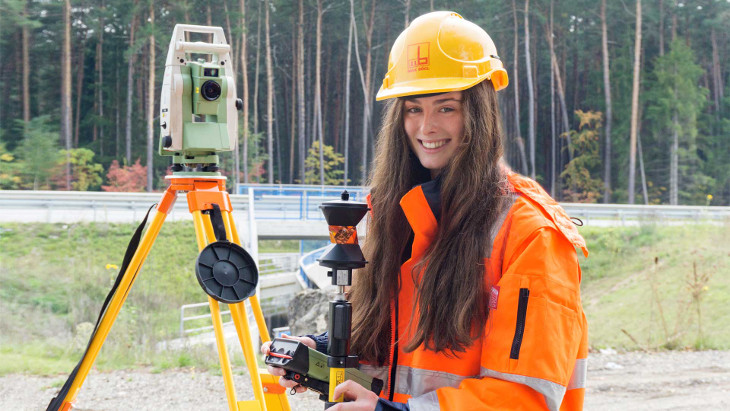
260 334 316 394
328 380 380 411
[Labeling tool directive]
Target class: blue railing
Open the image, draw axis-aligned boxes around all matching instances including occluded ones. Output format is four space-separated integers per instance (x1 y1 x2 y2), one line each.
237 184 369 221
297 245 331 289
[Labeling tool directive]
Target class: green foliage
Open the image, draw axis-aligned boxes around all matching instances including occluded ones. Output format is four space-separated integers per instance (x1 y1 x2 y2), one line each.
1 1 730 197
16 116 61 190
560 110 604 202
644 39 709 204
54 148 104 191
0 142 22 189
304 141 346 185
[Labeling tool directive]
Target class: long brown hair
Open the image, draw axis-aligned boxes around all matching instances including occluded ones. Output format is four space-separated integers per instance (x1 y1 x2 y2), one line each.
350 80 510 365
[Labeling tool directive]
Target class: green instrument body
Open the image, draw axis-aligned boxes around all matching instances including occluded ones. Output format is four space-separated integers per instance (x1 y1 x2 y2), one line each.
264 338 383 397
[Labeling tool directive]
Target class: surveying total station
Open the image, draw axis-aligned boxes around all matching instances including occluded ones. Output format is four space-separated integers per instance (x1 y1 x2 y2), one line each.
46 25 289 411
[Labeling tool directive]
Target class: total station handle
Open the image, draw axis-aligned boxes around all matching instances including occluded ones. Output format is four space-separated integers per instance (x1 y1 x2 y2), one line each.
165 24 232 67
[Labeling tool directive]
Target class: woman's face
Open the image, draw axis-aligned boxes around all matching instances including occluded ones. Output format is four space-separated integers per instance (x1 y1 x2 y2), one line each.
403 91 465 178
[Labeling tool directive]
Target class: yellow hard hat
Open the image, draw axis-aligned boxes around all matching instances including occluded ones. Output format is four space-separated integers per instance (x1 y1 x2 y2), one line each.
376 11 508 101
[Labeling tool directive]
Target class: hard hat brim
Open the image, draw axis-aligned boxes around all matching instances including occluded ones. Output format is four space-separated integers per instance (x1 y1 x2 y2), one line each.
375 69 508 101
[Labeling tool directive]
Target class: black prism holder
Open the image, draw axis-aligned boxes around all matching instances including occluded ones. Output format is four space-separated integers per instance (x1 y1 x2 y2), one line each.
318 191 370 408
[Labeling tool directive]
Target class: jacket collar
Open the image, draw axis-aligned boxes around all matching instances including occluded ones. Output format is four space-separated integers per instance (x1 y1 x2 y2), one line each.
399 179 440 249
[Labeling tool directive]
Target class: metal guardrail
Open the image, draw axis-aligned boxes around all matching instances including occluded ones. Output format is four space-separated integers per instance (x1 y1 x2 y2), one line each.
2 190 730 222
179 270 301 337
298 246 327 289
560 202 730 221
239 184 368 220
258 252 300 275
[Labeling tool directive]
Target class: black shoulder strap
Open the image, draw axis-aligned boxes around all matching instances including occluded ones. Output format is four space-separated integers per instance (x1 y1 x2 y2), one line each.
206 203 228 242
47 204 157 411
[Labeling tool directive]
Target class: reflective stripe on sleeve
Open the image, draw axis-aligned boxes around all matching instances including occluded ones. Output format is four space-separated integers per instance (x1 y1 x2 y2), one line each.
394 365 473 398
359 364 390 384
407 390 440 411
567 358 587 390
480 367 566 411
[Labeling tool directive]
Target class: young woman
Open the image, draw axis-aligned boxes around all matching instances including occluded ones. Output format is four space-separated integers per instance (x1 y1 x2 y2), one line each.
263 11 588 411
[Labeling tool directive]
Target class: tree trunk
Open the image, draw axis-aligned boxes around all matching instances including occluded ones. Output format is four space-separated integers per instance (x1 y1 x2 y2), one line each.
711 29 723 115
115 58 120 158
126 4 138 165
265 0 274 184
668 14 678 205
96 1 105 157
659 0 665 56
253 0 262 136
601 0 612 203
289 21 296 184
297 0 306 183
62 0 72 190
21 0 30 123
511 0 527 175
532 18 539 177
223 0 238 187
549 0 556 196
547 26 572 162
146 2 155 192
343 11 354 185
223 0 236 70
360 0 376 185
524 0 536 179
315 0 325 186
240 0 249 183
74 38 86 148
638 123 649 205
628 0 642 204
274 87 282 183
403 0 410 28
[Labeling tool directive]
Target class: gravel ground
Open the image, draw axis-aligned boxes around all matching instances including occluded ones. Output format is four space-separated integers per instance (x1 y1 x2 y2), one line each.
3 350 729 410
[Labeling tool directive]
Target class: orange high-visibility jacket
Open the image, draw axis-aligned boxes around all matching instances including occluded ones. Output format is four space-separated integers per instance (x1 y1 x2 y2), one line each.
363 172 589 411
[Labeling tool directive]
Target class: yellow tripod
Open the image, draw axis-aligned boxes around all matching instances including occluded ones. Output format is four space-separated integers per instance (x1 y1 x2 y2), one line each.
49 176 290 411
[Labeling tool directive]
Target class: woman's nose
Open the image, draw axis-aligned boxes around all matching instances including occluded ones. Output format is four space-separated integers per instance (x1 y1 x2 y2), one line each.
421 111 437 135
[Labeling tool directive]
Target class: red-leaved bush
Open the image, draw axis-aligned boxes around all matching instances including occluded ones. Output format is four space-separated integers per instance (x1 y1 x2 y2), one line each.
102 159 147 192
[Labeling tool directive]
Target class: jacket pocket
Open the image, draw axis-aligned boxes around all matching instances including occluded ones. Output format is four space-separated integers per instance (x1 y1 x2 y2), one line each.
510 288 530 360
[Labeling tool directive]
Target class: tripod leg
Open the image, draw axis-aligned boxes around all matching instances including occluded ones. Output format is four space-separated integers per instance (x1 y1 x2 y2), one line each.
224 211 271 341
192 210 241 411
59 207 169 408
222 210 291 411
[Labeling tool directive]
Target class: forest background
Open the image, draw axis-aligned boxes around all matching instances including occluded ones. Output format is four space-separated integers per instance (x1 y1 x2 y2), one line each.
0 0 729 205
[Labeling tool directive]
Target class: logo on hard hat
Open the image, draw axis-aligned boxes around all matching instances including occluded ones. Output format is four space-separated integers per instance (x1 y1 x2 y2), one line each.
407 43 430 72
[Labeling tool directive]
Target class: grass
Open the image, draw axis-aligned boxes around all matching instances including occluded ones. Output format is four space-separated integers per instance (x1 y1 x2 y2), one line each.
0 221 295 376
578 221 730 351
1 220 729 376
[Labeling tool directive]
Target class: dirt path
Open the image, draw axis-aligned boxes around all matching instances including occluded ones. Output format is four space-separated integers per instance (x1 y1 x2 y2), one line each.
2 350 728 410
585 349 730 410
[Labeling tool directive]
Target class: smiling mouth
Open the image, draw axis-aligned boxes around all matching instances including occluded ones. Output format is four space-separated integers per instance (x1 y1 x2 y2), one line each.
420 139 449 149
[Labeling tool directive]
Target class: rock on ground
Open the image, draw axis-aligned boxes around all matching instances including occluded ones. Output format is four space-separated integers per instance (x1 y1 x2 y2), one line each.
287 288 330 337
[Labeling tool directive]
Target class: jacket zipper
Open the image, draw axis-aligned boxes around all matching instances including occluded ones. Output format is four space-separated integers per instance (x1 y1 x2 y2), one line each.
510 288 530 360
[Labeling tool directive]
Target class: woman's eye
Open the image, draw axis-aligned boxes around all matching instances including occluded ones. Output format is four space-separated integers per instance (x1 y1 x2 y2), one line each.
439 107 454 113
406 107 421 113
